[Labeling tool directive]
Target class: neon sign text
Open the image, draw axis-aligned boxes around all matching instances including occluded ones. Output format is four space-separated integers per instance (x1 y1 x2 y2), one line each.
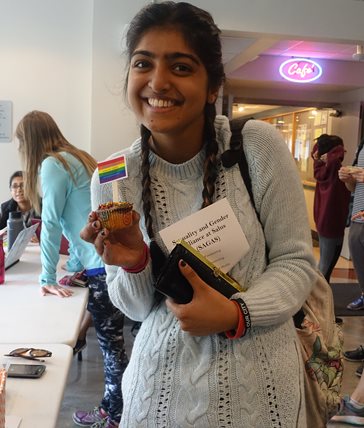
279 58 322 83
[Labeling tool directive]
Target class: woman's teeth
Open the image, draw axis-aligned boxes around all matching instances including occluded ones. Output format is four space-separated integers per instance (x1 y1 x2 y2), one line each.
148 98 174 108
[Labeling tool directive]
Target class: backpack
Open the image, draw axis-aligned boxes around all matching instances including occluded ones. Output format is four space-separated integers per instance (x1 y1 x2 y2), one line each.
221 118 344 427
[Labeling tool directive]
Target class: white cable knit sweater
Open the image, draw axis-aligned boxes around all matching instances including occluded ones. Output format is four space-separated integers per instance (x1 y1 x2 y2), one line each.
91 117 317 427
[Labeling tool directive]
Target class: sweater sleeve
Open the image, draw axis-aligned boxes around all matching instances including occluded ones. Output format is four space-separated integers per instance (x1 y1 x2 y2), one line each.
235 120 317 326
314 146 344 182
39 157 69 286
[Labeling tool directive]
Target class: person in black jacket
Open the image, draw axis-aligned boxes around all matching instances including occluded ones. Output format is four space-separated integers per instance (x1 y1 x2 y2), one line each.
0 171 39 229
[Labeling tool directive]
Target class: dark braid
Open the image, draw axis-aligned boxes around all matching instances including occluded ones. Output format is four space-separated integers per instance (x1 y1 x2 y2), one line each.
202 103 219 208
140 125 154 239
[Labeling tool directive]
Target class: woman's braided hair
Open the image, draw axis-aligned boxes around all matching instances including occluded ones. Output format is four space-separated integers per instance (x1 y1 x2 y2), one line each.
125 2 225 239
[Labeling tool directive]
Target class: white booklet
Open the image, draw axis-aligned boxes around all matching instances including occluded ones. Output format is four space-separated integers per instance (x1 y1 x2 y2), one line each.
159 198 249 273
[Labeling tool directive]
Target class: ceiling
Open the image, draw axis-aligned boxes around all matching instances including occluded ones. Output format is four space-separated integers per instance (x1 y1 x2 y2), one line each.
221 35 363 73
252 40 359 62
221 33 364 114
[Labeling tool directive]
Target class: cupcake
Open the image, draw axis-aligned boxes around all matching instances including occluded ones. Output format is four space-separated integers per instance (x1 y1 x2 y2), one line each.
96 201 133 230
346 166 363 174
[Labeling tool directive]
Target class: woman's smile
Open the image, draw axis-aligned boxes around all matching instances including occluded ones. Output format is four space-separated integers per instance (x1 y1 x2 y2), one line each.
147 97 179 108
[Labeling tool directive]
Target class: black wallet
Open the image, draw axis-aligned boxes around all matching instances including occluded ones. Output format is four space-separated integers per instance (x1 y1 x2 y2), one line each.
154 240 244 304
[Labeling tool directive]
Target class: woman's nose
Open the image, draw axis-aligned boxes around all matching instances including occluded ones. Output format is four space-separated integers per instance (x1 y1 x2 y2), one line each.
148 65 171 93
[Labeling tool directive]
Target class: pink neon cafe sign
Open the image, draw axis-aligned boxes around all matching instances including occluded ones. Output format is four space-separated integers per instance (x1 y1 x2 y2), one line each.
279 58 322 83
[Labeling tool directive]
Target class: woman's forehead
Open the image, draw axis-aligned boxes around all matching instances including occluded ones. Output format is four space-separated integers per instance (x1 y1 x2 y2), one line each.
12 176 23 183
134 27 196 56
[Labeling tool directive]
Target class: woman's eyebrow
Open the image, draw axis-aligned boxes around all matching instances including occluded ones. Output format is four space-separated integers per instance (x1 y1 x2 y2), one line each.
131 50 200 65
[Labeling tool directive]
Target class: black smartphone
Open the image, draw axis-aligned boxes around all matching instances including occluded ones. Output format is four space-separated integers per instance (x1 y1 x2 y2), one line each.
71 275 88 287
7 364 46 378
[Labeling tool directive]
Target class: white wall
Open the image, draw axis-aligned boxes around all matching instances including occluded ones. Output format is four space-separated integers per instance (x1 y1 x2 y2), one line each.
331 101 362 164
90 0 145 162
0 0 93 202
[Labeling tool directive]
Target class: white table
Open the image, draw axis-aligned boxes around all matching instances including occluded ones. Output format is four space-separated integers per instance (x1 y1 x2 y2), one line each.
1 343 73 428
0 245 89 347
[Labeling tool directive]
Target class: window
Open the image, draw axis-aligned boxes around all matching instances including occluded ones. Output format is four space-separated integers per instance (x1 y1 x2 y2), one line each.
263 108 328 184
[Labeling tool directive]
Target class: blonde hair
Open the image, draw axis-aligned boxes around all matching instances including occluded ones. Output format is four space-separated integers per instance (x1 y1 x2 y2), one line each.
15 110 97 213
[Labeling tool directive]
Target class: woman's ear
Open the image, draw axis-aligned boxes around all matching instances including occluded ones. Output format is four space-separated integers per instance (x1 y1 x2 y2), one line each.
207 90 218 104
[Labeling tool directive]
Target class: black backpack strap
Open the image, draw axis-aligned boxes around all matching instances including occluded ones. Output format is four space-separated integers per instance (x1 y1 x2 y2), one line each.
221 117 258 219
222 118 304 325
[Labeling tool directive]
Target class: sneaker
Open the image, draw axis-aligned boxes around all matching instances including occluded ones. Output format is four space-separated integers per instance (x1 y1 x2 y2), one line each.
73 338 87 356
90 417 119 428
330 396 364 425
72 407 108 427
356 365 364 378
344 346 364 362
347 295 364 310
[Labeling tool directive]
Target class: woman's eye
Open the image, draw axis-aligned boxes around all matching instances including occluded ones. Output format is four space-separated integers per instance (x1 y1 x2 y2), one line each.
132 60 151 69
173 63 192 73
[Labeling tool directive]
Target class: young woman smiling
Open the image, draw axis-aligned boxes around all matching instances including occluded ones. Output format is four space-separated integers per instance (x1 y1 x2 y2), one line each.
82 2 317 426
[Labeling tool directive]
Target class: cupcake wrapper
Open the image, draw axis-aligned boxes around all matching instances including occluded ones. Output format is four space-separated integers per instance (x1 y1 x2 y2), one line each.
97 208 132 230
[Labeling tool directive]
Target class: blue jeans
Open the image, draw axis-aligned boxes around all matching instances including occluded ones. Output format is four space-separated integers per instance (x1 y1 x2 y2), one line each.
349 222 364 294
318 235 344 283
87 274 128 423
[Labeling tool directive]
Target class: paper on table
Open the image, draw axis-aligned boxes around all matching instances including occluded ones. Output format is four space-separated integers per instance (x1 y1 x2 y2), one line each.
159 198 249 273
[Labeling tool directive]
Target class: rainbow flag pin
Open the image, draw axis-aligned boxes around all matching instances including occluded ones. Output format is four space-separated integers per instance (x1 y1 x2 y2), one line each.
98 155 128 184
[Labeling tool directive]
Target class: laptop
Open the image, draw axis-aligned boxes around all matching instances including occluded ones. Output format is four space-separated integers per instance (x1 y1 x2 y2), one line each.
5 222 40 270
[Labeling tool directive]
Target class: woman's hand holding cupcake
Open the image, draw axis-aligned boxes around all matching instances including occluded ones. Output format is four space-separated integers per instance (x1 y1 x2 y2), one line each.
80 209 146 268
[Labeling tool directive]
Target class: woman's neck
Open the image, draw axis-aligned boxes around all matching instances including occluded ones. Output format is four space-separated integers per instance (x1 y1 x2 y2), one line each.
17 200 32 212
149 127 205 164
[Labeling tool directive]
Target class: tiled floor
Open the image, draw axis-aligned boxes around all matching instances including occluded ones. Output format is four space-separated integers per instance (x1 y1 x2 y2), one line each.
56 250 364 428
56 319 135 428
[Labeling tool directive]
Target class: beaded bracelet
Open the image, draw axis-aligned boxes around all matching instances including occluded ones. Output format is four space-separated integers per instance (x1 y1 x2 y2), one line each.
225 298 251 339
122 243 149 274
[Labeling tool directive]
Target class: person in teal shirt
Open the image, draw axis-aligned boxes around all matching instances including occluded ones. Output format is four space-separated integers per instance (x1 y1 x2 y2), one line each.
39 151 103 288
15 111 128 428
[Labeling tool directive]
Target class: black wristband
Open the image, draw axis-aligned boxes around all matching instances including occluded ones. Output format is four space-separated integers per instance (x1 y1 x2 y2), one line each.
233 298 251 335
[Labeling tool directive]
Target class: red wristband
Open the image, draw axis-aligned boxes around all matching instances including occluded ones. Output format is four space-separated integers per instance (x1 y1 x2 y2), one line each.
122 243 149 273
225 300 246 339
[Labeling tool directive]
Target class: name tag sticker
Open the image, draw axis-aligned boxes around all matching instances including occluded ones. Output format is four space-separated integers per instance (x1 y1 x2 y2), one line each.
159 198 249 273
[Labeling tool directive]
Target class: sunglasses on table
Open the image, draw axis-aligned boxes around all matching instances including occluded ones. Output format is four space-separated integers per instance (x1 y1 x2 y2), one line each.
4 347 52 362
